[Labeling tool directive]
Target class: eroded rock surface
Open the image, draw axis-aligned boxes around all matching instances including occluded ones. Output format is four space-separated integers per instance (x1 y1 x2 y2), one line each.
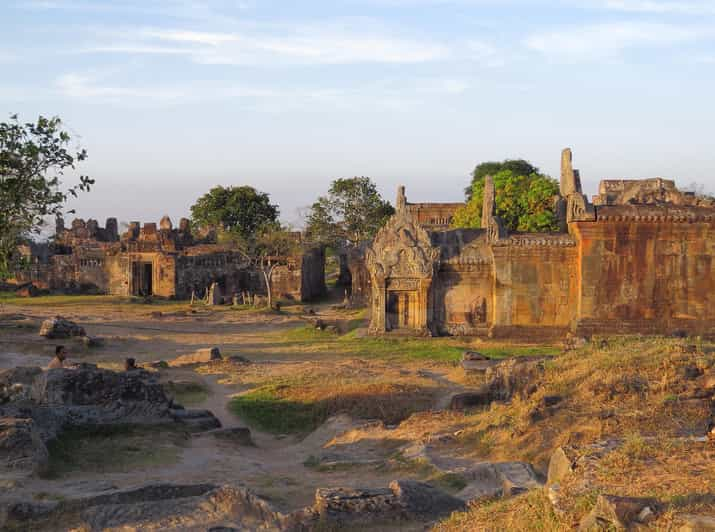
39 316 86 339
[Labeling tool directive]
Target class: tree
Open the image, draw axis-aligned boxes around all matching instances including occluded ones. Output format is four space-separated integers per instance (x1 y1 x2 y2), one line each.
452 168 560 233
0 114 93 279
218 225 299 309
190 185 279 241
464 159 538 199
305 177 394 247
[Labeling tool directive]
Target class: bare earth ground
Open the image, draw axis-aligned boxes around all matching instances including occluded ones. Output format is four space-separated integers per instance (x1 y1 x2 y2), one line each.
0 297 492 514
2 294 714 530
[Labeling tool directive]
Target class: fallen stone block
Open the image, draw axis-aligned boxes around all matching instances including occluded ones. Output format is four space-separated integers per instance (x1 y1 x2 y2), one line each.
39 316 86 339
169 347 222 367
578 494 660 531
196 427 253 446
459 461 543 502
449 389 492 410
547 446 578 486
312 480 465 526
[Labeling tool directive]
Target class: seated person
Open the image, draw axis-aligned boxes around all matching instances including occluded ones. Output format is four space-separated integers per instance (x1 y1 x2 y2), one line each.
48 345 67 369
124 357 138 371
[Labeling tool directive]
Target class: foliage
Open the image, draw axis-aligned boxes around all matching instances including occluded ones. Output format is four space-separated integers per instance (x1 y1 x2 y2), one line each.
0 114 93 279
219 225 300 309
190 185 279 241
465 159 538 199
305 176 394 247
452 169 560 233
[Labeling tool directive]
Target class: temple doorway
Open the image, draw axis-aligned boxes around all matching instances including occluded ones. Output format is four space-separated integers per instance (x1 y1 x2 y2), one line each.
131 262 153 296
386 290 418 330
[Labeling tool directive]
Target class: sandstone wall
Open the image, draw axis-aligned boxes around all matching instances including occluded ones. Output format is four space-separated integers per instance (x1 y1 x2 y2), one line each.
572 206 715 336
490 236 578 337
433 264 493 335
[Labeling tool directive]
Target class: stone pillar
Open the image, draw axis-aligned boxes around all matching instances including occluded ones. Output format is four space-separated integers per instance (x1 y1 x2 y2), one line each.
105 218 118 241
179 218 191 234
370 281 387 333
396 185 407 213
560 148 582 197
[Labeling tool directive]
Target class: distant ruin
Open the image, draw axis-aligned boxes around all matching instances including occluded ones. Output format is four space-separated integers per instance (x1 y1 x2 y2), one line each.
352 149 715 338
15 217 325 302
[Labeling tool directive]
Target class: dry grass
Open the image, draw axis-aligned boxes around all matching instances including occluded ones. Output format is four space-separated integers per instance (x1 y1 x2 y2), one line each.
226 361 439 433
434 490 570 532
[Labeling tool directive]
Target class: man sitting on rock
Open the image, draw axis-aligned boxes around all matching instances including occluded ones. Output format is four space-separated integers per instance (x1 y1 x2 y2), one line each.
124 358 138 371
48 345 67 369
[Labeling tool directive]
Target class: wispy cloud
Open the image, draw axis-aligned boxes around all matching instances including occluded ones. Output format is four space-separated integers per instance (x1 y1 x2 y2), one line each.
53 70 475 110
526 22 697 61
81 24 451 65
599 0 715 14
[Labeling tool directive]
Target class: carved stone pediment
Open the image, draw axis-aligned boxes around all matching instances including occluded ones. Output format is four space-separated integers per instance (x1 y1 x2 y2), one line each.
366 211 439 283
567 193 596 223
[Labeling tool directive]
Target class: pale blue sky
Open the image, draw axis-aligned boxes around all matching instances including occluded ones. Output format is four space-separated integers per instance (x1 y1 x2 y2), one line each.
2 0 715 227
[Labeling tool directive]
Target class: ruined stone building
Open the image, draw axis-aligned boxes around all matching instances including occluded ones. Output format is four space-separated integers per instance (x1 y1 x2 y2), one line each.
351 149 715 338
15 216 325 302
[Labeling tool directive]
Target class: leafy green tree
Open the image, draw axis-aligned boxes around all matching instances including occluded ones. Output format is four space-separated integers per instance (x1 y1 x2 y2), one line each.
452 169 560 233
305 177 394 247
464 159 538 199
0 114 93 279
190 185 279 241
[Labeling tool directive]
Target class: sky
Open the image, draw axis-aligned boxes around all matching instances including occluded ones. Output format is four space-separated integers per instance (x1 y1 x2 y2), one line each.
2 0 715 228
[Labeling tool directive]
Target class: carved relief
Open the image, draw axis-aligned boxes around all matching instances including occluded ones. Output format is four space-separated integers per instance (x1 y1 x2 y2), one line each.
365 211 440 283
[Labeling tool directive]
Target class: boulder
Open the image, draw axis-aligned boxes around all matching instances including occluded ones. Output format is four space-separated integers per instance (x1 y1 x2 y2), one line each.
459 462 542 501
169 347 222 367
449 389 492 411
389 480 466 518
39 316 86 339
170 408 221 431
579 495 659 531
80 336 104 348
0 417 48 474
461 351 499 373
484 357 546 401
547 446 578 486
312 480 465 525
1 483 283 531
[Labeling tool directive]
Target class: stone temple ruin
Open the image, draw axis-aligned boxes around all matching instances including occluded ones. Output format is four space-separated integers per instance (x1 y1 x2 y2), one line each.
15 216 326 303
350 149 715 338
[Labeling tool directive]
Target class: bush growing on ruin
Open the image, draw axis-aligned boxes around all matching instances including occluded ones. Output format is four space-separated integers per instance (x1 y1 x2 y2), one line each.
464 159 538 200
190 185 279 241
0 114 93 279
305 176 394 248
453 169 560 233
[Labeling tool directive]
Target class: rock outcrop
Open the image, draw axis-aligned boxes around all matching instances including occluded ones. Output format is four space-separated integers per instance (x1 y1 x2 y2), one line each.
451 356 548 410
0 364 220 477
169 347 223 367
39 317 86 339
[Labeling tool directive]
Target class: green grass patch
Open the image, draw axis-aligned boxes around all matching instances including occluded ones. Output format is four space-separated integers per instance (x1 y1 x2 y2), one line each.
275 325 555 363
164 381 209 406
43 425 188 479
229 383 325 434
